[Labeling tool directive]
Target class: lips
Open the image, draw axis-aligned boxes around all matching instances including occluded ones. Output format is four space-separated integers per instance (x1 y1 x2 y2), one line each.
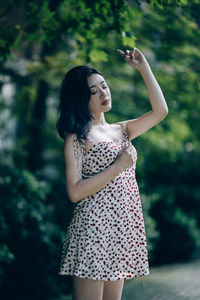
102 99 109 105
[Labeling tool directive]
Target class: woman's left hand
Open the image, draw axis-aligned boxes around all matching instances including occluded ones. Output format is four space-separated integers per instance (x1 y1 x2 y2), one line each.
117 47 148 71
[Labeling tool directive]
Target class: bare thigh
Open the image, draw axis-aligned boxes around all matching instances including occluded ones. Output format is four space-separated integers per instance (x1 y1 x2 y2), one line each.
72 275 104 300
102 279 125 300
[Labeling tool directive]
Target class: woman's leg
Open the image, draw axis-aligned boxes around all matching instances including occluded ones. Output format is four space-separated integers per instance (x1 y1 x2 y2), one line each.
72 275 104 300
102 278 125 300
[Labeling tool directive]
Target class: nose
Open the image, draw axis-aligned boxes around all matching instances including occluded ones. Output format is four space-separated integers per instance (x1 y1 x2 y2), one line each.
100 88 107 97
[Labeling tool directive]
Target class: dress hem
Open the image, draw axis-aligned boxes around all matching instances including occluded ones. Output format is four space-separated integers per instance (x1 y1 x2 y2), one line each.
58 270 150 281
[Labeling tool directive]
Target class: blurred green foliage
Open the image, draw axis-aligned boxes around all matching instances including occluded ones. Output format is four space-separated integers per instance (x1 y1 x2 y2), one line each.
0 163 67 299
0 0 200 299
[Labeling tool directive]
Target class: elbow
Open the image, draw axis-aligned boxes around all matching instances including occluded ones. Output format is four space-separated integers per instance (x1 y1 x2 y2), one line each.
153 106 168 120
164 106 168 116
69 192 79 203
163 101 169 115
69 194 77 204
160 106 168 119
154 108 168 123
67 187 78 204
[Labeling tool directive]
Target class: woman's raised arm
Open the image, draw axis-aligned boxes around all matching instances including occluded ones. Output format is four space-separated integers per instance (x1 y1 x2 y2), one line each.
117 47 168 140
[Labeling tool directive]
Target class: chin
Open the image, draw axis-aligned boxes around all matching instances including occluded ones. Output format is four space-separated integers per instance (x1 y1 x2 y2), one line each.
104 106 111 111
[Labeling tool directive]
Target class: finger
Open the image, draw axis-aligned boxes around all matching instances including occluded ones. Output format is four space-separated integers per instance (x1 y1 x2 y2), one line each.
134 47 142 56
130 50 134 59
126 50 133 58
117 49 126 57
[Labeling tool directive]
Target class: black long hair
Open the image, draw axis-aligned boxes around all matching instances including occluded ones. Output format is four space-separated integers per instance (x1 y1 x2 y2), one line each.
56 65 102 144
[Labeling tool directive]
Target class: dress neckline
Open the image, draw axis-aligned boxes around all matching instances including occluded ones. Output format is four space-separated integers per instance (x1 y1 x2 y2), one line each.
82 123 129 156
83 140 128 157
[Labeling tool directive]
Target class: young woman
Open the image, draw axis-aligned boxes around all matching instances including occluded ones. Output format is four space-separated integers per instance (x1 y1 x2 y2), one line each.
56 47 168 300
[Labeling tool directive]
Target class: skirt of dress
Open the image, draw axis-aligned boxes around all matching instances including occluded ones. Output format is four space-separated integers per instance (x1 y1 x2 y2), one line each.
58 174 150 281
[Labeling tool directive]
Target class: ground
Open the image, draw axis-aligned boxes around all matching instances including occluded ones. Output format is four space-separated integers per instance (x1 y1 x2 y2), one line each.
57 259 200 300
123 259 200 300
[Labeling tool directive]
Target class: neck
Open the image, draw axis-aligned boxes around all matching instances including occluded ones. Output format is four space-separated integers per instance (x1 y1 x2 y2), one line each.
90 113 109 127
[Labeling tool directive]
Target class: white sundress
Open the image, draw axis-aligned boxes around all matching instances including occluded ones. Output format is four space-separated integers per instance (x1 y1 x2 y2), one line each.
58 123 150 281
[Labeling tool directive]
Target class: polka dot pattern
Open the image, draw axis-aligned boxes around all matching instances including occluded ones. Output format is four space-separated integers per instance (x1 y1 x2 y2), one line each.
58 124 150 281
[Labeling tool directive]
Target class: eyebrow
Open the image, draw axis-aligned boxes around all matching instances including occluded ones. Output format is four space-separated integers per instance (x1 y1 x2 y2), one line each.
89 80 105 89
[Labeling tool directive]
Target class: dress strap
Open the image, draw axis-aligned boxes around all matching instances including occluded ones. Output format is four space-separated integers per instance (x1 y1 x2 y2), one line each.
120 123 129 141
73 134 84 174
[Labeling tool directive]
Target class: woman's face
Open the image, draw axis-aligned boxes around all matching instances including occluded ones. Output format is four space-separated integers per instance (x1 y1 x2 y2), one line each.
87 73 112 114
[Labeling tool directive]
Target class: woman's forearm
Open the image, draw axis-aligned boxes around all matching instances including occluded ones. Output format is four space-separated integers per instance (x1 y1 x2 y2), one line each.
71 161 124 203
139 62 168 115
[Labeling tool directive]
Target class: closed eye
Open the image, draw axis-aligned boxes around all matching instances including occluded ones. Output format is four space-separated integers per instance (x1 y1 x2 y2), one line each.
91 86 107 95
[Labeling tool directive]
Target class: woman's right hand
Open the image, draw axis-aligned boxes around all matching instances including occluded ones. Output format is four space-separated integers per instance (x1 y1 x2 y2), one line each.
115 143 134 173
